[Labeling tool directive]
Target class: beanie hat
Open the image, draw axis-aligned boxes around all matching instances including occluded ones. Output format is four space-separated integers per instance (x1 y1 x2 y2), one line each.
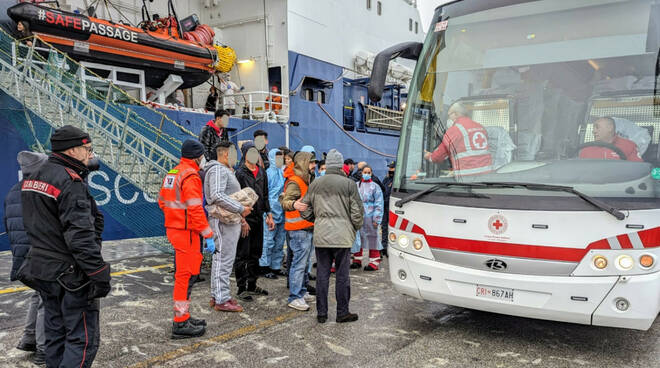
17 151 48 176
50 125 91 152
325 149 343 169
181 139 204 159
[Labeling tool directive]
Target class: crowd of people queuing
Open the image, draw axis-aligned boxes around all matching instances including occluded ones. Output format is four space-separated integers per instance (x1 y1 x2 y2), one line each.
4 112 395 365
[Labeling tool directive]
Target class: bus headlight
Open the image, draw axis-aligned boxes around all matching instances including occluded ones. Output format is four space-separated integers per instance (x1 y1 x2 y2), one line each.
593 255 608 269
398 234 409 248
412 238 424 251
639 254 655 268
616 255 634 271
388 232 397 244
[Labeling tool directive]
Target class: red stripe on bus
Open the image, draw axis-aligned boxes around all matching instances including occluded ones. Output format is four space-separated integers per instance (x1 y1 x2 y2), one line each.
617 234 633 249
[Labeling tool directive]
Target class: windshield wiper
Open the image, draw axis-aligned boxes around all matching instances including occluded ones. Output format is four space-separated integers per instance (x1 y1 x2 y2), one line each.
478 182 626 221
395 181 625 221
395 182 489 207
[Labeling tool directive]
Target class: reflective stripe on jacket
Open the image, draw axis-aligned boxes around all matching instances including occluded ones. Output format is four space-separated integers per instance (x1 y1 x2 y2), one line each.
158 158 213 238
430 116 493 176
284 175 314 231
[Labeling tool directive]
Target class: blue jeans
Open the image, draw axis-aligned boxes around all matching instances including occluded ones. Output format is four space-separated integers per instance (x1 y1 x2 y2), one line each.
287 229 313 302
260 221 286 270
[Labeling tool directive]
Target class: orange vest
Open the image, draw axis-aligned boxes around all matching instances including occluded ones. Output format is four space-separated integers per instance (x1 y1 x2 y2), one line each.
284 175 314 231
265 95 282 112
158 159 213 238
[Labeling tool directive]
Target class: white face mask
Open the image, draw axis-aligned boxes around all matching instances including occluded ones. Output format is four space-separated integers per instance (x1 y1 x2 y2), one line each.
198 156 207 169
446 119 454 128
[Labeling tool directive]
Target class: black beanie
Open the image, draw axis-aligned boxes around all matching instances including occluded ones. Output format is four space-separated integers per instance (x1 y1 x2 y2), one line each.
181 139 204 159
50 125 91 152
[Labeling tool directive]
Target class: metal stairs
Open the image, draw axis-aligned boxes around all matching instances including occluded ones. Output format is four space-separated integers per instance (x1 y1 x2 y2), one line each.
0 29 192 199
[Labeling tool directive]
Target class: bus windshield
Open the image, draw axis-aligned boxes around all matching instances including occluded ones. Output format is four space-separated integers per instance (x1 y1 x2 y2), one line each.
397 0 660 205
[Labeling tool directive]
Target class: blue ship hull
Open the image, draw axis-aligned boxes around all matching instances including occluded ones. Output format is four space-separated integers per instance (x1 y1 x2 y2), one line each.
0 51 400 251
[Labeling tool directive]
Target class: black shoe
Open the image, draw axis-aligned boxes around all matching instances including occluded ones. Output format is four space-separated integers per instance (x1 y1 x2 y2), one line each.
237 290 254 302
308 273 316 281
364 265 378 271
381 249 388 258
312 262 317 268
32 350 46 365
16 341 36 352
349 263 361 269
194 275 206 284
188 317 207 327
305 284 316 295
171 320 206 339
247 286 269 296
263 272 278 280
336 313 359 323
317 315 327 324
271 269 287 277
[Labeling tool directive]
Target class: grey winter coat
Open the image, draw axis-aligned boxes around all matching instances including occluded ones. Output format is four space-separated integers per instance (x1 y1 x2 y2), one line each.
301 167 364 248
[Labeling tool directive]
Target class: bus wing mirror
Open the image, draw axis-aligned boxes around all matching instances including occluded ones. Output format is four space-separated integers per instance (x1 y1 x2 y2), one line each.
368 42 423 103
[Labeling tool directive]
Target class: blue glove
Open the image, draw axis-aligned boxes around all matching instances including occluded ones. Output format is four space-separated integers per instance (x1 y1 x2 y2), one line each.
204 238 216 254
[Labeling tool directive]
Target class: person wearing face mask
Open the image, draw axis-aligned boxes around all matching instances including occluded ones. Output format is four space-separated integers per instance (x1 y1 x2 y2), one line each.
18 126 110 367
259 149 287 279
199 109 230 161
280 151 316 311
317 160 326 177
204 141 251 312
159 139 215 339
351 165 384 271
380 161 395 255
424 102 492 177
235 142 275 301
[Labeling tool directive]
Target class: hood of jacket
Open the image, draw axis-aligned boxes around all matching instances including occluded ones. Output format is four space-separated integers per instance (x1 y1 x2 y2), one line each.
293 151 312 184
267 148 280 168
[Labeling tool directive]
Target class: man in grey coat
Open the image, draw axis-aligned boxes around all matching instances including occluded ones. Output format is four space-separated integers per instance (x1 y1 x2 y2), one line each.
204 141 252 312
298 149 364 323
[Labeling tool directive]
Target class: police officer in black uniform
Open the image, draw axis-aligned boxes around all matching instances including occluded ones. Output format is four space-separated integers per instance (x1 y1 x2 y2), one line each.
19 125 111 368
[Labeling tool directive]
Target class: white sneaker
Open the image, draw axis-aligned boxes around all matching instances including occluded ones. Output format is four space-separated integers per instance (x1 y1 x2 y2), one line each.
303 292 315 302
288 298 310 311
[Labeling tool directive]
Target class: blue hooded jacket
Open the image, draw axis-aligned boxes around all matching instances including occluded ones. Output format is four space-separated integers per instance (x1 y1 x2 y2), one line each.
265 148 285 223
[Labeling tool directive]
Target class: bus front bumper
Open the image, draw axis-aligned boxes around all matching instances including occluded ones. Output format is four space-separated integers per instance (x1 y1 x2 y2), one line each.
388 250 660 330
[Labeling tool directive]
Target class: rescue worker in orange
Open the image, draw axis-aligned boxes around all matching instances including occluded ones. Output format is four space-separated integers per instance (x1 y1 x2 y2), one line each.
424 102 492 176
265 86 283 115
158 139 215 339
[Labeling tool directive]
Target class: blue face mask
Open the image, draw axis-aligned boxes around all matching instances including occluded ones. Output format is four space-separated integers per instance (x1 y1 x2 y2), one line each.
319 170 326 176
362 174 371 181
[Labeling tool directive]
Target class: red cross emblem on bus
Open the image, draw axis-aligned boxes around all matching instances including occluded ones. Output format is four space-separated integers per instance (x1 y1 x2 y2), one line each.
488 214 508 235
472 132 487 150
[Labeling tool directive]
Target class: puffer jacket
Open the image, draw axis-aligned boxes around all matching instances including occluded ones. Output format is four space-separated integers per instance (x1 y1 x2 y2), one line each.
4 181 29 281
265 148 285 223
199 120 229 161
358 179 384 224
235 142 270 223
301 166 364 248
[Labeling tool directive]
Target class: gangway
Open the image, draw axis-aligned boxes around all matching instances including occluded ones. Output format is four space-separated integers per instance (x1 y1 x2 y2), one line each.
0 29 195 199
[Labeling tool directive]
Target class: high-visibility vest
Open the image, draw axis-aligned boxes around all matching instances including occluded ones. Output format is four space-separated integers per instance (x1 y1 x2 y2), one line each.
158 160 213 238
284 175 314 231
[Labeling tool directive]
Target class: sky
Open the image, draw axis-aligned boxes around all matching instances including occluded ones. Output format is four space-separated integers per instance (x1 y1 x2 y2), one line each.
418 0 449 31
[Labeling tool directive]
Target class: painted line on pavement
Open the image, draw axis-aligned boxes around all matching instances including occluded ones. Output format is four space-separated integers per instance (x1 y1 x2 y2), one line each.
0 263 173 295
128 311 301 368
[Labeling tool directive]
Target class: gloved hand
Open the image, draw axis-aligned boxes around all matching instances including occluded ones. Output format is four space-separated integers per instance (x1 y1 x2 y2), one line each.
88 281 111 300
204 237 216 254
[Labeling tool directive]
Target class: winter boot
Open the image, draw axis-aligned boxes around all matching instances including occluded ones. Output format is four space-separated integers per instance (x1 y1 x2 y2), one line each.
171 319 206 339
364 249 381 271
350 250 363 269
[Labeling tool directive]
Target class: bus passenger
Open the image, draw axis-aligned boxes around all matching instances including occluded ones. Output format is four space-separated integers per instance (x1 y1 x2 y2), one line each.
579 117 642 162
424 102 492 176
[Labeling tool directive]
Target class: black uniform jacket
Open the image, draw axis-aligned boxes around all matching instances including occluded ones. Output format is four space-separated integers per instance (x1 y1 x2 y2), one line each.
235 164 271 223
19 153 109 286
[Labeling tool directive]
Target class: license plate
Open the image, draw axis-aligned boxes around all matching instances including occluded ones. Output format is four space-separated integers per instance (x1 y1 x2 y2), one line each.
475 284 515 302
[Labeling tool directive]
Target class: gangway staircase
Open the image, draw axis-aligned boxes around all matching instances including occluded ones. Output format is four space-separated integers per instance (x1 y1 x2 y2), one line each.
0 29 195 199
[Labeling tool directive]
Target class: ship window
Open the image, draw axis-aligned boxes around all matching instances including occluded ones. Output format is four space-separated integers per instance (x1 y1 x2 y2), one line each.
303 88 314 101
415 21 418 34
377 1 382 15
317 90 326 104
409 18 413 31
366 0 371 10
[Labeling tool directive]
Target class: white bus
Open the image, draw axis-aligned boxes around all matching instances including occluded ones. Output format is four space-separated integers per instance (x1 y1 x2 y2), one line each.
369 0 660 330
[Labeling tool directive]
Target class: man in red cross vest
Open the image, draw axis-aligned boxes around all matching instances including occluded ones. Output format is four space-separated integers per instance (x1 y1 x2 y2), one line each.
424 102 492 176
158 139 215 339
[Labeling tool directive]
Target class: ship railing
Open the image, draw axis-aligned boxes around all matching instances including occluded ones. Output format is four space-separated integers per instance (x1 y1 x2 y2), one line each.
0 31 200 198
365 104 403 130
225 91 289 122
